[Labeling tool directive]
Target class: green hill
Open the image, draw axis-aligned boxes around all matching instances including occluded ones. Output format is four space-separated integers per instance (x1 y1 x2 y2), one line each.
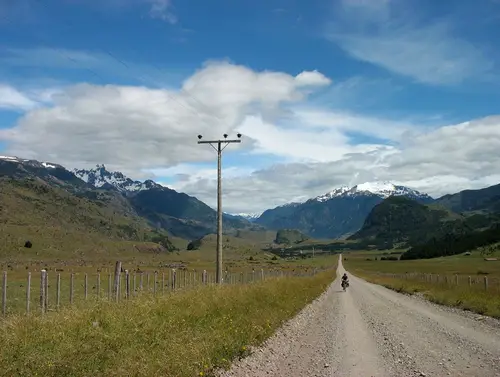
0 157 259 241
274 229 310 245
0 177 176 260
348 196 473 248
436 183 500 214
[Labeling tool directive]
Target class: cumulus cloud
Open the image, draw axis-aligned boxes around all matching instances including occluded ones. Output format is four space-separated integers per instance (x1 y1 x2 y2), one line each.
326 0 495 85
2 59 499 214
295 70 332 87
0 61 334 175
173 116 500 213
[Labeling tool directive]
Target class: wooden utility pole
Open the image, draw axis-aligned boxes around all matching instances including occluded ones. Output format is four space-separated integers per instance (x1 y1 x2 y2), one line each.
197 133 242 284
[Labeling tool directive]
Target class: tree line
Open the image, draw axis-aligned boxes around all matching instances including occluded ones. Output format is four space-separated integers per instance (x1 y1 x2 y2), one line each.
401 223 500 260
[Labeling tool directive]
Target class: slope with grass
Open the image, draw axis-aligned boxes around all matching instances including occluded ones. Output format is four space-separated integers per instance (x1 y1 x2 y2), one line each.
0 177 176 261
1 156 260 240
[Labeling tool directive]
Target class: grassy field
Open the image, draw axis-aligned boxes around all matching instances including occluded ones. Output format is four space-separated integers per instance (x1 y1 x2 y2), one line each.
344 247 500 318
0 259 337 377
1 247 338 316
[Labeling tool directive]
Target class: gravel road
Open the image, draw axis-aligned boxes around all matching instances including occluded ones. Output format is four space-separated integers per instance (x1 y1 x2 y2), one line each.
218 255 500 377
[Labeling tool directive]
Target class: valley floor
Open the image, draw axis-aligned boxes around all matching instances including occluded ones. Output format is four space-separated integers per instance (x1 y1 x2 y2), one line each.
218 256 500 377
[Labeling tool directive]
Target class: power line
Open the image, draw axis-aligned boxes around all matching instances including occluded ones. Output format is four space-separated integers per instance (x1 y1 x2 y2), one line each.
197 133 242 285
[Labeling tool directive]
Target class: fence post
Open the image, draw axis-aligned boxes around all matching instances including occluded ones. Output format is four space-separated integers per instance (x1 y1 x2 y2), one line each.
261 269 264 281
113 261 122 301
147 273 150 292
56 273 61 309
455 274 458 286
172 269 176 290
115 272 121 302
40 270 47 314
84 273 88 300
107 273 112 300
133 273 136 296
2 271 6 317
162 272 165 294
140 272 144 291
96 273 101 299
153 272 157 295
125 270 130 299
45 271 49 310
484 276 489 290
70 273 74 304
203 270 207 285
252 269 255 283
468 276 472 287
184 270 187 288
26 272 31 315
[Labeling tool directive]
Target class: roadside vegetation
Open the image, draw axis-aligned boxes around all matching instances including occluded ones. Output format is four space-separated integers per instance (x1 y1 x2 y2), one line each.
0 259 336 377
344 247 500 318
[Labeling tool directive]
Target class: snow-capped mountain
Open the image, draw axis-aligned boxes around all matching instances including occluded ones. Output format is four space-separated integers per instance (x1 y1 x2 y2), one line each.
255 181 434 239
73 164 161 192
0 155 62 169
315 181 433 202
230 212 262 221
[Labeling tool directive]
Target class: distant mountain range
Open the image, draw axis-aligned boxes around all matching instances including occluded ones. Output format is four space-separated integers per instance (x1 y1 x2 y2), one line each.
2 154 500 243
254 182 434 239
0 156 260 240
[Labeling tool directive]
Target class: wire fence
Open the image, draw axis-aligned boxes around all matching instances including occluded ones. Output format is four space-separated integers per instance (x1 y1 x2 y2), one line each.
373 271 500 293
1 262 328 318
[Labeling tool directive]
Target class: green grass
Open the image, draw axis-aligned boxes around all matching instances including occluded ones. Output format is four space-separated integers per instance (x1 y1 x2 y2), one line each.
344 248 500 318
0 265 337 377
2 254 339 316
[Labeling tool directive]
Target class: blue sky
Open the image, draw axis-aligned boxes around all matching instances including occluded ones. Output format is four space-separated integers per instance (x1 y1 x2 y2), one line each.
1 0 500 213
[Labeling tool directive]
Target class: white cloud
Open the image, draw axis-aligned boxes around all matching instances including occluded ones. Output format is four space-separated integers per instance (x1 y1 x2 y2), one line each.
146 0 177 24
295 70 332 87
326 0 495 85
174 116 500 213
0 84 38 111
2 58 499 214
0 61 335 174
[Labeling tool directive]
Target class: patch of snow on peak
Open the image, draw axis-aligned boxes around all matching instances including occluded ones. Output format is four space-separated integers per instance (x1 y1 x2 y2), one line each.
1 155 60 169
316 186 351 202
315 181 432 201
0 155 19 161
41 162 57 169
73 164 160 192
233 212 261 220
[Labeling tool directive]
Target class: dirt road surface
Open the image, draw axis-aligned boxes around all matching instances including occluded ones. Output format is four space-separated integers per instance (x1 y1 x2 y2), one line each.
218 255 500 377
